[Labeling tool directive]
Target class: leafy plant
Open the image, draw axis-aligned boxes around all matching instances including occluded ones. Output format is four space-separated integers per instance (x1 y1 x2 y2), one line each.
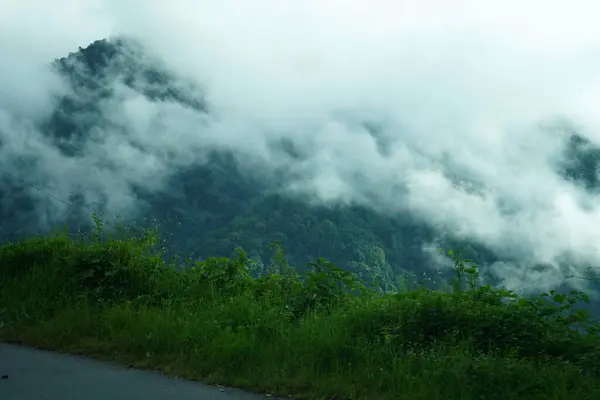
2 217 600 399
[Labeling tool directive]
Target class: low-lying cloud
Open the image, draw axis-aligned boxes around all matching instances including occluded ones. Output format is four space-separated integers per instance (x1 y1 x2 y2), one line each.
2 0 600 293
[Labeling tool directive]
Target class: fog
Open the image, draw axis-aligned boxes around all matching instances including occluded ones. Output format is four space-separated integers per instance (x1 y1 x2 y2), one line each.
2 0 600 293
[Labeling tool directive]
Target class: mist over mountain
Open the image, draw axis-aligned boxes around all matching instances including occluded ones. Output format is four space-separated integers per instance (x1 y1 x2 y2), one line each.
2 2 600 304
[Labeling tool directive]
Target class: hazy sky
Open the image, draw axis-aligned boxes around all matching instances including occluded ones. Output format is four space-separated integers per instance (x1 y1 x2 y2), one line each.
2 0 600 292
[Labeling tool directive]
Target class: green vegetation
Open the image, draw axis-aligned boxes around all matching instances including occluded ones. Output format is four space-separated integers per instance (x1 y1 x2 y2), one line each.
1 215 600 399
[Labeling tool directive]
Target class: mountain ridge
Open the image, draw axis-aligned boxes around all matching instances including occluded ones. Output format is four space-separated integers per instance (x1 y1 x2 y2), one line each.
1 37 600 299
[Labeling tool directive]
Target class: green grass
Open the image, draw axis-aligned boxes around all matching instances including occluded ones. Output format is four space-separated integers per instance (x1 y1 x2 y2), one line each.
1 215 600 399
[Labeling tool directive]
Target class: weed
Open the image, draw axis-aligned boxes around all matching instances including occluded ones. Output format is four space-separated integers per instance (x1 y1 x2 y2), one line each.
1 216 600 399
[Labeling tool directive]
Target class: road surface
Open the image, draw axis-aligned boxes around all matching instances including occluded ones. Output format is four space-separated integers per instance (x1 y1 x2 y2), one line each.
0 342 283 400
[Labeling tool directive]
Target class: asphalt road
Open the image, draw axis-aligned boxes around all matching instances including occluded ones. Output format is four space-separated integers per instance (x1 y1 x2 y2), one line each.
0 343 283 400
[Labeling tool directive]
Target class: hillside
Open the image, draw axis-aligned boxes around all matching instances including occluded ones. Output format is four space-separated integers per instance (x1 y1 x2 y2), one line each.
3 37 600 298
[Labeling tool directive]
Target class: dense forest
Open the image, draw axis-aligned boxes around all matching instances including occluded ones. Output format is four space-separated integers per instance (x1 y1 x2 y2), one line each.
2 37 600 297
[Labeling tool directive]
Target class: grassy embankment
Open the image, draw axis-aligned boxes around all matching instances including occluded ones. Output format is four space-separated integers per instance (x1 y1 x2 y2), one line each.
1 214 600 399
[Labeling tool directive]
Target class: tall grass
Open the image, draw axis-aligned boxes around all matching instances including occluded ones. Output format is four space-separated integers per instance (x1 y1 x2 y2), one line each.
1 215 599 399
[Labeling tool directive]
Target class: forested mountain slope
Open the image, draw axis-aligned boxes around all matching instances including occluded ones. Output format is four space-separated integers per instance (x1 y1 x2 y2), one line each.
2 37 600 297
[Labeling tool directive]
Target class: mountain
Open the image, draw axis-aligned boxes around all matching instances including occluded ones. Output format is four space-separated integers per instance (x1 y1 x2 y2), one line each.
2 37 600 297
